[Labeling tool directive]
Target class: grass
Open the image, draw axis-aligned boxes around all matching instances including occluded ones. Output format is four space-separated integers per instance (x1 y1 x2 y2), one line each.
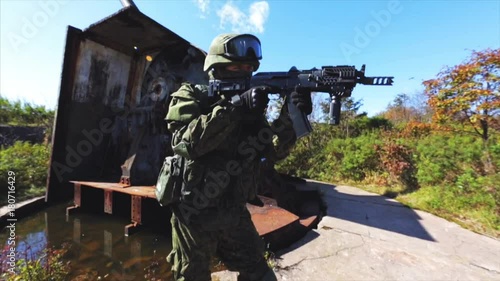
264 250 277 269
360 183 500 238
21 186 46 200
0 186 45 207
0 141 50 208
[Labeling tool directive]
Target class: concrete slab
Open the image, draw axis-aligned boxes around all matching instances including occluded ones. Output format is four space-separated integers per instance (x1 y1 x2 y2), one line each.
0 196 45 218
274 181 500 280
214 180 500 280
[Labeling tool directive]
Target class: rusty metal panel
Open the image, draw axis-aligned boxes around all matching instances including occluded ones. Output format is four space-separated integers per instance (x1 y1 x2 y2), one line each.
46 26 82 203
70 181 129 189
72 39 131 107
134 46 208 105
131 195 142 224
70 181 156 199
104 190 113 214
124 186 157 199
83 6 202 55
249 206 299 236
122 44 207 186
247 196 299 236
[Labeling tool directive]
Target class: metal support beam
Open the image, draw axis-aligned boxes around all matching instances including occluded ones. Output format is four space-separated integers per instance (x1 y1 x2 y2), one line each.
131 195 142 224
104 190 113 214
66 183 81 217
125 195 142 236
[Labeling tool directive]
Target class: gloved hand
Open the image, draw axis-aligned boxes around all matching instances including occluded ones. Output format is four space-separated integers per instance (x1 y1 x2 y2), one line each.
238 86 271 114
291 87 312 115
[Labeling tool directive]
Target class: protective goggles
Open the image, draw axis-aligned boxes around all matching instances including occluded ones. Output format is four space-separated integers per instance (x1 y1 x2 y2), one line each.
223 35 262 60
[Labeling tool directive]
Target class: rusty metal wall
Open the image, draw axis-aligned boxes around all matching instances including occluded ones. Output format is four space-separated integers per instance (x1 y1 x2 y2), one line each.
72 40 131 108
120 43 208 186
47 8 208 202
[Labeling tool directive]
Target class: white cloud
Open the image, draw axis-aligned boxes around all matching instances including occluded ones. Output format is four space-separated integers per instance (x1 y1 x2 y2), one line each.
248 2 269 33
216 1 270 34
217 2 245 30
194 0 210 18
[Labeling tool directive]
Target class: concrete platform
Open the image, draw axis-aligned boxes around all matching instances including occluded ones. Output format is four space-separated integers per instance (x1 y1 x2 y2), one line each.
213 180 500 280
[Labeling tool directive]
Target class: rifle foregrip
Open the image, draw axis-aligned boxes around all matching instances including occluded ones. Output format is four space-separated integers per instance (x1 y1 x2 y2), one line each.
329 96 341 125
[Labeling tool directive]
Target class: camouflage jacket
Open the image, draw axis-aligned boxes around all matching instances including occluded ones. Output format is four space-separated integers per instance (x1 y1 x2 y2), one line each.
165 82 296 211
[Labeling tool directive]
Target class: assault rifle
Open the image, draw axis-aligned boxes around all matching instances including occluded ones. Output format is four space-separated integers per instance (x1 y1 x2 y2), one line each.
208 65 393 138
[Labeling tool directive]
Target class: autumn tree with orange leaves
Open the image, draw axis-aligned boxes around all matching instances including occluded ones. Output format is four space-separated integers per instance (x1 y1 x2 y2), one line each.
424 49 500 142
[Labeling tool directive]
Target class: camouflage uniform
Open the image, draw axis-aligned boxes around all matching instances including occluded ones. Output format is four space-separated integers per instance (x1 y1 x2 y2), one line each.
165 80 296 280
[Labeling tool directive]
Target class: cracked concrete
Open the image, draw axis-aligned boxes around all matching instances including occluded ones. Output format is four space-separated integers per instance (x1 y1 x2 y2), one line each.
212 181 500 281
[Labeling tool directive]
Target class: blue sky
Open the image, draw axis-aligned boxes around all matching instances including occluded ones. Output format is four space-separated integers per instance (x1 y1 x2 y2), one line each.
0 0 499 116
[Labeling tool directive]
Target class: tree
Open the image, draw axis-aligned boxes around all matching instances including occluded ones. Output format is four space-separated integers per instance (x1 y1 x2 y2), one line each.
423 48 500 142
340 97 363 137
409 91 433 123
381 93 431 126
0 96 55 127
383 93 411 126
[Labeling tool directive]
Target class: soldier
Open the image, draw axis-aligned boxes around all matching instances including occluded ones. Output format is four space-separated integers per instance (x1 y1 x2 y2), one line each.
165 33 312 281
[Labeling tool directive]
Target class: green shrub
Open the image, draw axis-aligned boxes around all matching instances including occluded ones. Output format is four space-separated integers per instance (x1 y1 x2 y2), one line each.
349 116 392 137
414 134 485 185
1 246 70 281
488 139 500 171
324 134 382 181
0 142 50 205
278 130 384 183
276 123 337 178
276 119 500 236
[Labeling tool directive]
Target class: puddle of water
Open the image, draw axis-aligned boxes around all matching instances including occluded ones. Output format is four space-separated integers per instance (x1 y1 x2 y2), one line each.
0 203 175 281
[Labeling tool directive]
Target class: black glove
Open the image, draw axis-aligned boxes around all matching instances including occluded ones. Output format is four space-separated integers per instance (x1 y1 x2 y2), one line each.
238 86 271 114
291 87 312 115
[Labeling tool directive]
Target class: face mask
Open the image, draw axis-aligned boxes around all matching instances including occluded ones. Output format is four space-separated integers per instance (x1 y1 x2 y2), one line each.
212 67 253 80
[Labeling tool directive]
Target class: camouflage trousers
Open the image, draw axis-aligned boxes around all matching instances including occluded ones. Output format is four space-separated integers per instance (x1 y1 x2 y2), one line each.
167 205 276 281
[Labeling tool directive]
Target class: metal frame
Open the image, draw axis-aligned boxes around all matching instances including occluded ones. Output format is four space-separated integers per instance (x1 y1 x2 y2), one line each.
66 181 151 236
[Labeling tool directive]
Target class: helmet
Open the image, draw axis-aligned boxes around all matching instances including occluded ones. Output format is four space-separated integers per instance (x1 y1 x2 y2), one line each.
203 33 262 72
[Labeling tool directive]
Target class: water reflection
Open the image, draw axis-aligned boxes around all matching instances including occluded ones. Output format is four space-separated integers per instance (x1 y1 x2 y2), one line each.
0 203 174 281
